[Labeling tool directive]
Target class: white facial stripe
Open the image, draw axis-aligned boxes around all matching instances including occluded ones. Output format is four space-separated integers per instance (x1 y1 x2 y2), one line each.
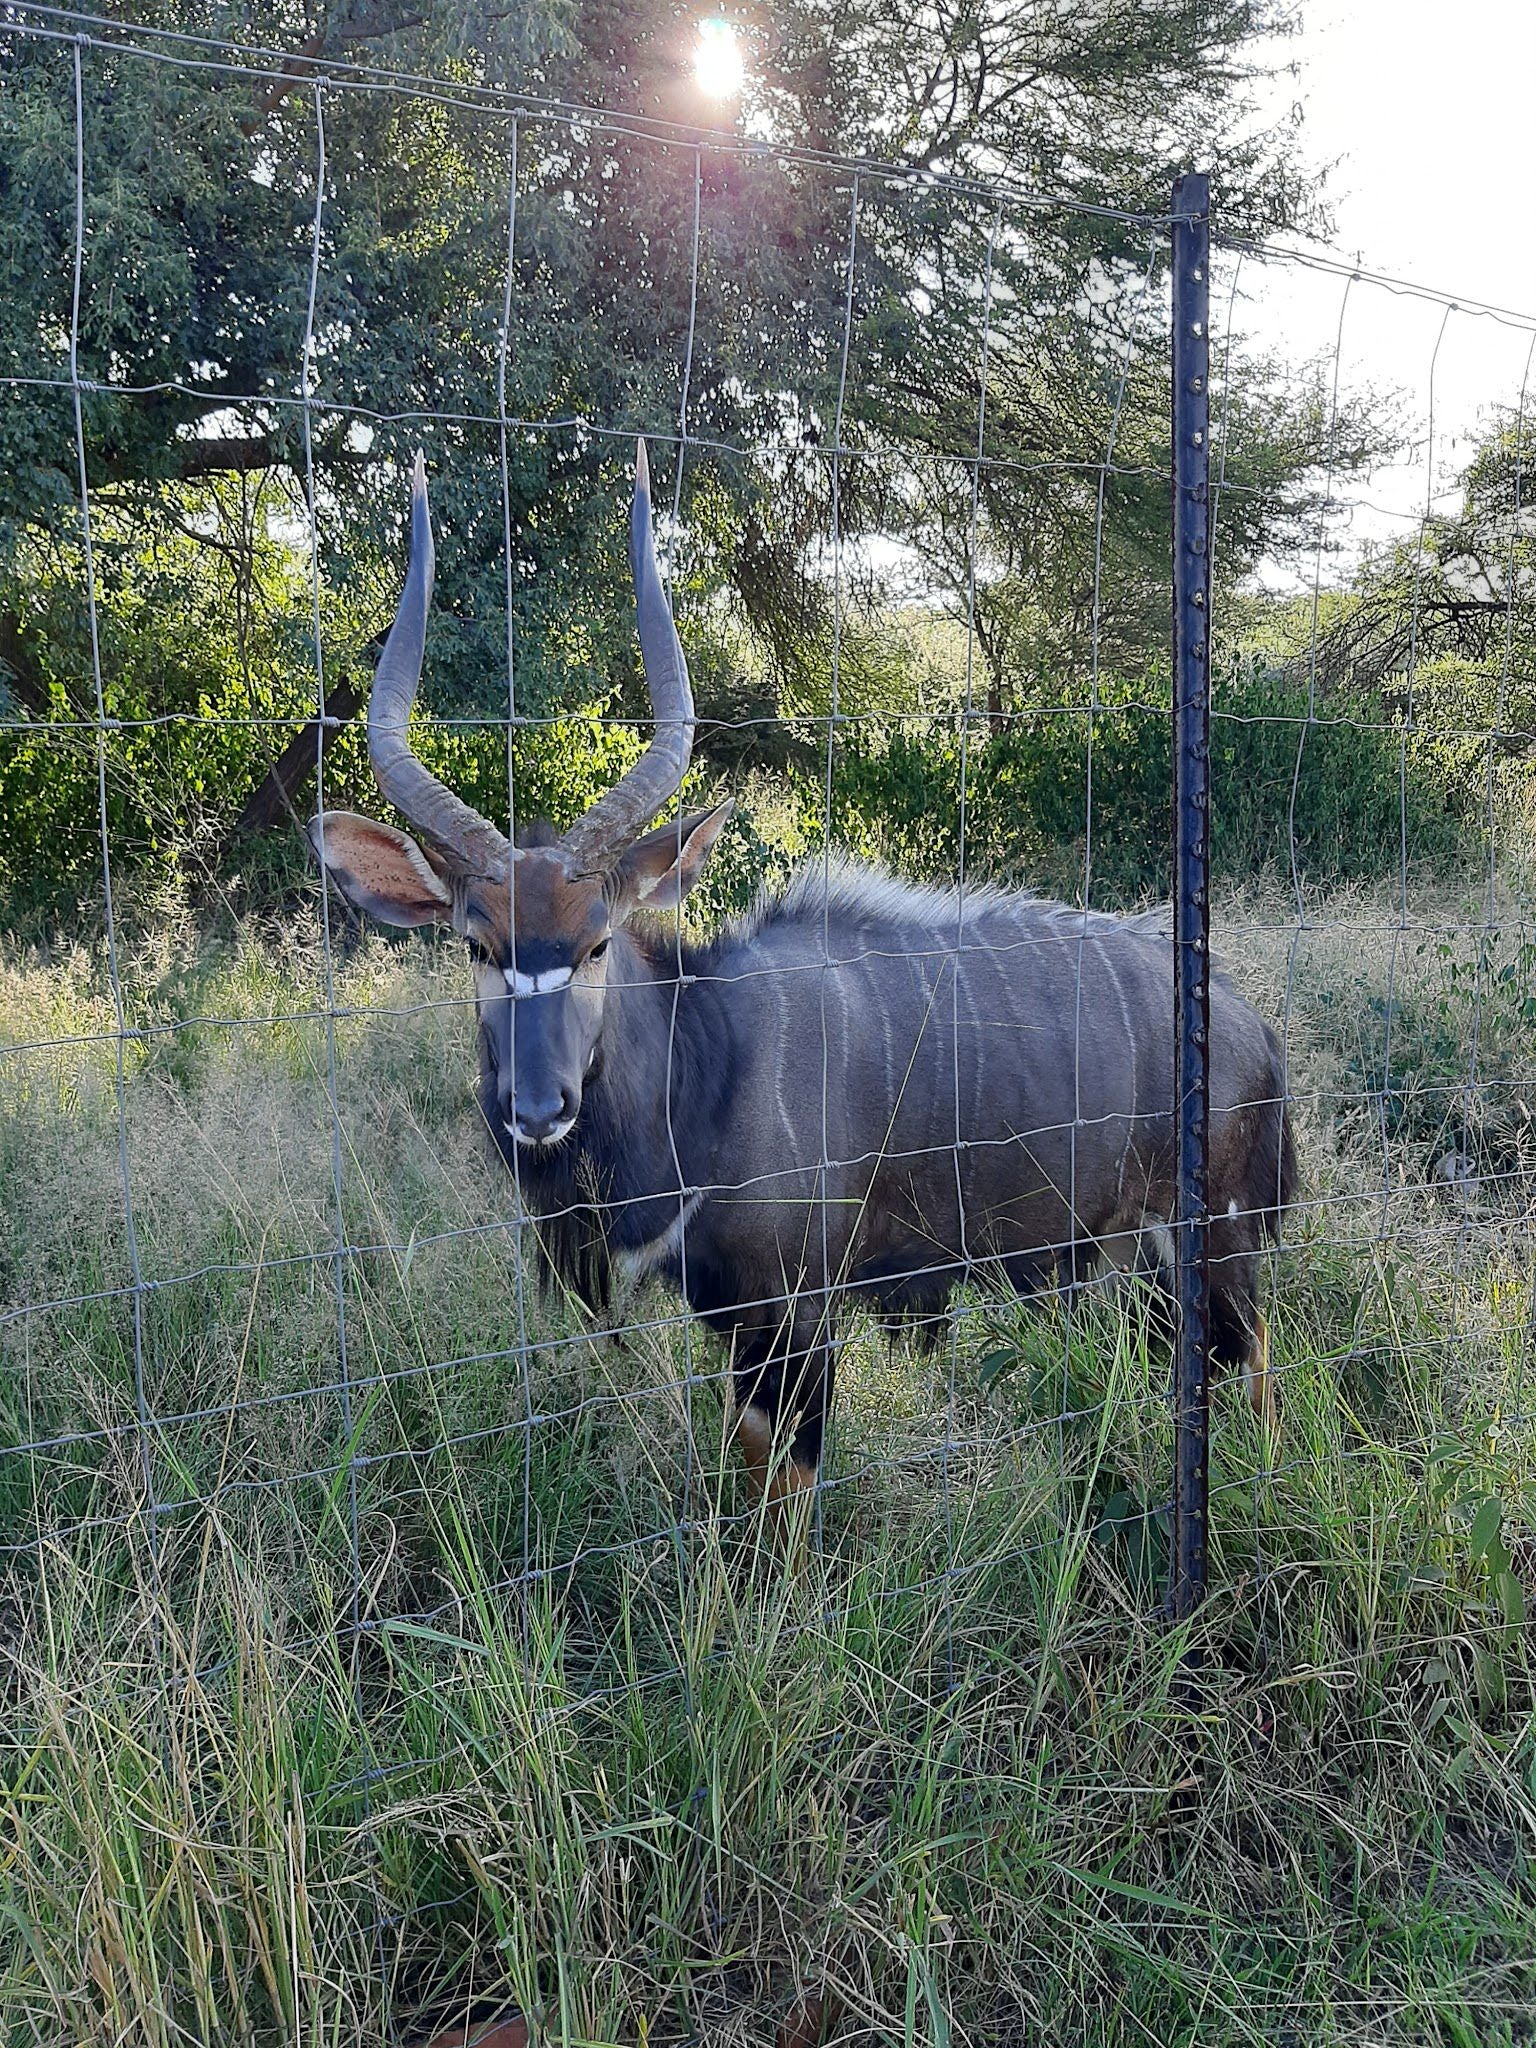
504 966 574 998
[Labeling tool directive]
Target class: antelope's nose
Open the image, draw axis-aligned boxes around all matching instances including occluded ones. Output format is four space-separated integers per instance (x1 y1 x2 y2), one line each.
510 1086 577 1145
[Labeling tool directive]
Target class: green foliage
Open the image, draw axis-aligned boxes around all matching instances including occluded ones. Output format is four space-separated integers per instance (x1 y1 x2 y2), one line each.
0 3 822 732
0 485 355 909
1312 922 1536 1182
0 0 1515 933
908 349 1386 709
1240 416 1536 826
818 664 1484 905
0 0 1333 910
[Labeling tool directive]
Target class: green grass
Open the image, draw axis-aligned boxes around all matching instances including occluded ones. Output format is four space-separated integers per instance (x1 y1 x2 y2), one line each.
3 880 1536 2045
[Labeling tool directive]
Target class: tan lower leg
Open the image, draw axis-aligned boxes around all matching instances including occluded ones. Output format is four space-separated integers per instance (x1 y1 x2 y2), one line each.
735 1405 774 1502
766 1456 817 1569
1245 1311 1276 1427
735 1405 815 1566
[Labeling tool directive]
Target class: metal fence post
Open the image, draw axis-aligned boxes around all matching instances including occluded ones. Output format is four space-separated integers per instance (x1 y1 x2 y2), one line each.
1169 170 1213 1625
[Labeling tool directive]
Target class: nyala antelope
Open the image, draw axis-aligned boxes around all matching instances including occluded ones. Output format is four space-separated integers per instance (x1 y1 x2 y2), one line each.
310 445 1295 1553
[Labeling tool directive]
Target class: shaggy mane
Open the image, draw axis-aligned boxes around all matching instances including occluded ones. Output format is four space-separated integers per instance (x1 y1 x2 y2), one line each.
729 856 1021 942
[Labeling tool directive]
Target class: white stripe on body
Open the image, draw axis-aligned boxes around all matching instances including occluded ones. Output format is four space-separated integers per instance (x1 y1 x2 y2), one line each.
1089 933 1139 1214
769 969 798 1155
616 1191 705 1286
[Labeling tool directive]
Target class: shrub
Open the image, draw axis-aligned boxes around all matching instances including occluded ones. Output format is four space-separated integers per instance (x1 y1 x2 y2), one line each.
817 665 1488 904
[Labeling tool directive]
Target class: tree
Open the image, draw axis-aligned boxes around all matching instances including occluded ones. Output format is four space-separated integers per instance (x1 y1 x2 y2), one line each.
0 0 1325 888
1293 413 1536 753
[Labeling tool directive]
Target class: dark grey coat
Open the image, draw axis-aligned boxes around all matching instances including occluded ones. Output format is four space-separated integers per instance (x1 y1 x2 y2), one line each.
498 859 1295 1475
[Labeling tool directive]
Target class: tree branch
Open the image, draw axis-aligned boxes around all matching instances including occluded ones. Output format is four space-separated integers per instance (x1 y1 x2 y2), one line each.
238 6 429 140
173 434 287 480
239 34 326 138
223 675 364 849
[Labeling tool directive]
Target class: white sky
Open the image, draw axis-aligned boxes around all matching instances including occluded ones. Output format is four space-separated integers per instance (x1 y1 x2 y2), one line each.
1238 0 1536 582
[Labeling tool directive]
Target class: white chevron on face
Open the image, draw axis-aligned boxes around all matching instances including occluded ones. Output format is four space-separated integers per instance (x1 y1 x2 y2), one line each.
504 965 574 998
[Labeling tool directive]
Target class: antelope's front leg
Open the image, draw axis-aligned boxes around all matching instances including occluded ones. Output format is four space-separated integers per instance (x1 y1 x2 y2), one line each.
732 1302 835 1567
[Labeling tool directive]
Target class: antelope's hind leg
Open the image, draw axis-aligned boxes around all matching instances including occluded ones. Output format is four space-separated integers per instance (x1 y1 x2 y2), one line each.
1210 1261 1277 1433
1244 1309 1275 1431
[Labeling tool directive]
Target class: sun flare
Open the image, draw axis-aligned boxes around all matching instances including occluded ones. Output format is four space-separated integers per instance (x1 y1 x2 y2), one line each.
694 18 745 100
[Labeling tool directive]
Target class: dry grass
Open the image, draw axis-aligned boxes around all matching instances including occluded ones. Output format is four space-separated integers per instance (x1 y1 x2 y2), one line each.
2 875 1536 2044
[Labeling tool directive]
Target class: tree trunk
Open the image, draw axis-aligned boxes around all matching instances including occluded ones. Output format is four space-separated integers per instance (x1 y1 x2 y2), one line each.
223 677 362 850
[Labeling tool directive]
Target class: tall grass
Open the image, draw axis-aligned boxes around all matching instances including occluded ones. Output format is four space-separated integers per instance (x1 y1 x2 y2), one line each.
3 878 1536 2044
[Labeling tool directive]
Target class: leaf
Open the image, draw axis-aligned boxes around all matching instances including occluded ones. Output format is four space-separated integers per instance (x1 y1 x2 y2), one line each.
976 1347 1017 1392
1059 1865 1224 1921
1387 1561 1446 1594
323 1379 388 1519
1470 1496 1504 1560
1495 1570 1526 1627
377 1619 484 1653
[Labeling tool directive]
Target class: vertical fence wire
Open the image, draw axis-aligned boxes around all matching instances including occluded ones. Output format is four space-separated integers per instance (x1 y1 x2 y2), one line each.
1206 242 1277 1649
1374 306 1453 1252
943 199 1002 1689
657 142 715 1976
297 73 390 2024
299 83 350 1606
1282 267 1354 1336
1066 231 1161 1564
66 34 158 1572
663 145 705 1622
494 114 538 1600
1456 331 1536 1288
816 172 861 1558
299 77 367 1657
1494 340 1536 1425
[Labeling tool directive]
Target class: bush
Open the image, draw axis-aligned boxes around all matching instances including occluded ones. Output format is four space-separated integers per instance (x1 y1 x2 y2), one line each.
1 631 1496 932
817 665 1486 904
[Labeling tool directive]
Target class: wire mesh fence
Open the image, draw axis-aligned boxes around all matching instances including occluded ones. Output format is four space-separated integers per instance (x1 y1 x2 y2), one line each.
2 6 1536 2042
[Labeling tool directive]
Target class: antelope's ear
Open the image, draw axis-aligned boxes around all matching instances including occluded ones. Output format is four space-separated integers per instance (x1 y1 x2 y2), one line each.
612 801 733 915
307 812 453 928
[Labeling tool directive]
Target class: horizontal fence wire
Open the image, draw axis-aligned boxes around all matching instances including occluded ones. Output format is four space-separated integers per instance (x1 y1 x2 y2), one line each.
2 8 1536 2042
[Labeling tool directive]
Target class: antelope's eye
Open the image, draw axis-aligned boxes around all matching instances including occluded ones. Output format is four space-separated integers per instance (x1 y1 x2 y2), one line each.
587 938 610 965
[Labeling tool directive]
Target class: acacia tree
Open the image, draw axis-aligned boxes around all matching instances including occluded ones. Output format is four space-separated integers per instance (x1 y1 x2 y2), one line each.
894 347 1385 724
1300 417 1535 703
0 0 1328 884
